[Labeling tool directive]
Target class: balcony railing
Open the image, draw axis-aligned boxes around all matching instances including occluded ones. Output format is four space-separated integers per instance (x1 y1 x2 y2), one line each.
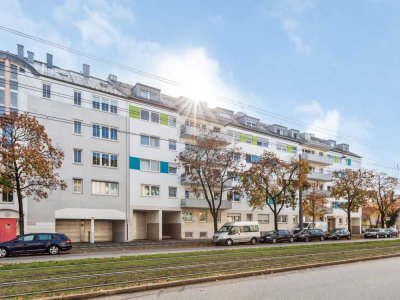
302 153 333 166
181 198 232 210
180 174 239 188
180 125 232 144
307 171 333 182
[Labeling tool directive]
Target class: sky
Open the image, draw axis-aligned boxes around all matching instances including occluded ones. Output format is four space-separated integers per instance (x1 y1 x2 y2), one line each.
0 0 399 175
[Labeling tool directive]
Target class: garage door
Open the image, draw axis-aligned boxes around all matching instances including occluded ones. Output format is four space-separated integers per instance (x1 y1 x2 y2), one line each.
94 220 113 242
135 212 147 239
56 220 81 242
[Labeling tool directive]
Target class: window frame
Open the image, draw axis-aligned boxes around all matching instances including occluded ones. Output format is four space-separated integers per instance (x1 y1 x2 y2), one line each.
168 186 178 198
72 178 83 194
73 148 82 164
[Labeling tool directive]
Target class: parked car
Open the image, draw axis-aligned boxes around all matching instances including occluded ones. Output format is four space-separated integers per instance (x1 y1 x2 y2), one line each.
0 233 72 258
384 228 399 238
212 221 260 246
260 230 294 243
327 228 351 240
293 222 328 234
363 228 387 239
295 229 326 242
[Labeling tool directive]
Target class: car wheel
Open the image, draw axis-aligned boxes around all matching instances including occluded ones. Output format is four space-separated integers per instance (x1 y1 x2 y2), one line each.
305 237 309 242
289 237 294 243
347 236 351 240
225 239 233 246
320 236 324 241
0 247 8 258
250 237 257 245
48 245 60 255
272 238 277 244
336 236 340 240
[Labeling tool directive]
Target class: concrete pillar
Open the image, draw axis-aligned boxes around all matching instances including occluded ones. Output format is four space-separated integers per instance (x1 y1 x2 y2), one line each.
158 210 162 241
90 218 95 243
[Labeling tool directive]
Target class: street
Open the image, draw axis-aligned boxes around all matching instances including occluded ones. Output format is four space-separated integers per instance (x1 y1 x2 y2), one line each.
1 238 396 264
101 256 400 300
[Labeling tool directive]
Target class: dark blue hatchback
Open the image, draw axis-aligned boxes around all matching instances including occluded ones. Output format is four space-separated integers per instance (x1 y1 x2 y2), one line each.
0 233 72 258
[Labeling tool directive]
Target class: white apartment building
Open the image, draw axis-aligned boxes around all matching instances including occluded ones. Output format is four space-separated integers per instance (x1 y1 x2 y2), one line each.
0 44 363 243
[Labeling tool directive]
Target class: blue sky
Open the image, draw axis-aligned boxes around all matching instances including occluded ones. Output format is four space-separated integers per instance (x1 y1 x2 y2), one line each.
0 0 399 175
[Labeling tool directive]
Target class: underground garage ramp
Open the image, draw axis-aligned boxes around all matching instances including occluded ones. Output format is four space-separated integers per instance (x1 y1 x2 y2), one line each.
56 219 113 242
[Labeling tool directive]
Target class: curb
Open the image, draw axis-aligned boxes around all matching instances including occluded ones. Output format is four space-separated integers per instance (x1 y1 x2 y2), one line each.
41 253 400 300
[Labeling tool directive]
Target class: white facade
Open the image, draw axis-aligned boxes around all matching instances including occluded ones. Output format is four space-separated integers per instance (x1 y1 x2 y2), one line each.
0 45 363 243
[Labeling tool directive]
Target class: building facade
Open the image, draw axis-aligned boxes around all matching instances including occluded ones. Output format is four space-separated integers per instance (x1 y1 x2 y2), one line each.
0 44 363 242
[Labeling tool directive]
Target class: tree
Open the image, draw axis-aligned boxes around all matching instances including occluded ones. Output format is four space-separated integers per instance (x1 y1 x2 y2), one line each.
241 151 303 230
178 135 243 232
0 113 66 234
303 188 327 225
293 155 311 230
369 171 400 228
331 169 372 234
362 201 379 227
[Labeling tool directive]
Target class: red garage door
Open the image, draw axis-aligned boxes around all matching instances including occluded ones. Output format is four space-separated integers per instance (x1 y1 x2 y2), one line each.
0 219 17 242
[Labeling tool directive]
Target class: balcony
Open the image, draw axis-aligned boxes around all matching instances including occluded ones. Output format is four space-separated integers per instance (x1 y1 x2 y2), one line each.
181 174 239 188
180 125 231 145
307 171 332 182
181 198 232 210
302 153 333 166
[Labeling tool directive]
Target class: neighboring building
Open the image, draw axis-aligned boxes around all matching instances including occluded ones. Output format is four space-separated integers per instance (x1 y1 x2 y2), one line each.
0 44 363 242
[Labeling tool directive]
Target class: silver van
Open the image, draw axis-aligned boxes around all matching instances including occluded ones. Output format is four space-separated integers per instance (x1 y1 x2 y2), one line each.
212 221 260 246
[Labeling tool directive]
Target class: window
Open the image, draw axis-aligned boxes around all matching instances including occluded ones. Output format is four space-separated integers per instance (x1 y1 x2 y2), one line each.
276 143 287 152
277 215 288 223
101 126 109 139
110 128 118 140
10 64 17 80
0 62 4 77
35 234 52 241
169 140 177 150
93 152 118 168
92 96 100 109
199 211 208 223
140 109 149 121
247 121 257 128
338 217 343 225
92 181 119 196
258 214 269 224
73 149 82 164
73 179 83 193
292 215 299 224
92 124 100 137
110 100 118 114
169 163 177 174
1 192 13 203
17 234 34 242
101 153 109 166
183 211 193 222
168 116 177 127
101 98 109 112
141 159 160 172
151 112 160 123
42 83 51 98
140 135 160 147
140 135 149 146
141 184 160 196
228 191 240 202
199 232 208 238
0 90 4 106
140 89 158 101
92 152 100 165
227 214 241 222
257 138 268 147
246 214 253 221
74 91 82 105
110 155 118 168
169 186 177 198
74 120 82 135
185 232 193 238
10 92 17 109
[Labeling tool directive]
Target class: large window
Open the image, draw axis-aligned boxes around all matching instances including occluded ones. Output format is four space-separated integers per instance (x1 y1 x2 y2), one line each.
74 120 82 135
140 159 160 172
183 211 193 222
1 192 13 203
140 135 160 147
257 214 269 224
74 91 82 106
227 214 241 222
92 124 100 137
92 152 118 168
92 96 100 109
110 100 118 114
277 215 288 224
141 184 160 196
72 179 83 193
92 97 118 114
92 181 118 196
42 83 51 98
92 124 118 141
73 149 82 164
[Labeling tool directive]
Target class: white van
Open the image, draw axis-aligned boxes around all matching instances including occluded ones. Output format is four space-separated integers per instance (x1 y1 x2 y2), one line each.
212 221 260 246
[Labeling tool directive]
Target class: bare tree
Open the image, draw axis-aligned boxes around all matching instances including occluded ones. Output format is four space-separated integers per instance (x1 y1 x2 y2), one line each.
241 151 307 230
178 135 243 232
331 169 372 234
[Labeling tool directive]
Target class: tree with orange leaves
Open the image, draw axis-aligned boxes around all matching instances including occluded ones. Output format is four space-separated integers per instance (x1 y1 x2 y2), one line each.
303 188 327 225
362 201 379 227
0 113 66 234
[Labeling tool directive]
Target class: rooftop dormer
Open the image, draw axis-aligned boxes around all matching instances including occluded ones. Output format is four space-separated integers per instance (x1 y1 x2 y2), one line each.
132 83 160 102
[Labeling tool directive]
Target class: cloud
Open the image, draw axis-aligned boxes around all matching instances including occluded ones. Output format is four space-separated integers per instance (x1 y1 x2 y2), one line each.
264 0 315 55
296 100 324 115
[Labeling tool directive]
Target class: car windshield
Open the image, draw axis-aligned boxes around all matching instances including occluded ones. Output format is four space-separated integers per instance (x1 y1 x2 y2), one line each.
366 228 379 232
218 226 232 232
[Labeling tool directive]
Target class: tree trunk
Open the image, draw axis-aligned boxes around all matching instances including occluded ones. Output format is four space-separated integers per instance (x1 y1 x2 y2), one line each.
380 213 386 229
16 179 24 235
273 212 278 230
347 210 351 234
213 213 218 233
299 187 303 230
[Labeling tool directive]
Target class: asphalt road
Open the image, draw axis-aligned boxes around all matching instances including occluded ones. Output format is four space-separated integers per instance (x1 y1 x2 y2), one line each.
101 256 400 300
1 238 397 264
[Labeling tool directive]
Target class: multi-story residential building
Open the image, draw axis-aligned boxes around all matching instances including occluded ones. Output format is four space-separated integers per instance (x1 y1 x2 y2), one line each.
0 44 363 243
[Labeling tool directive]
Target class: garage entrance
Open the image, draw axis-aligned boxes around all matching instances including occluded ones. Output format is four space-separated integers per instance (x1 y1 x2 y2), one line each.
56 219 113 242
162 211 181 239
